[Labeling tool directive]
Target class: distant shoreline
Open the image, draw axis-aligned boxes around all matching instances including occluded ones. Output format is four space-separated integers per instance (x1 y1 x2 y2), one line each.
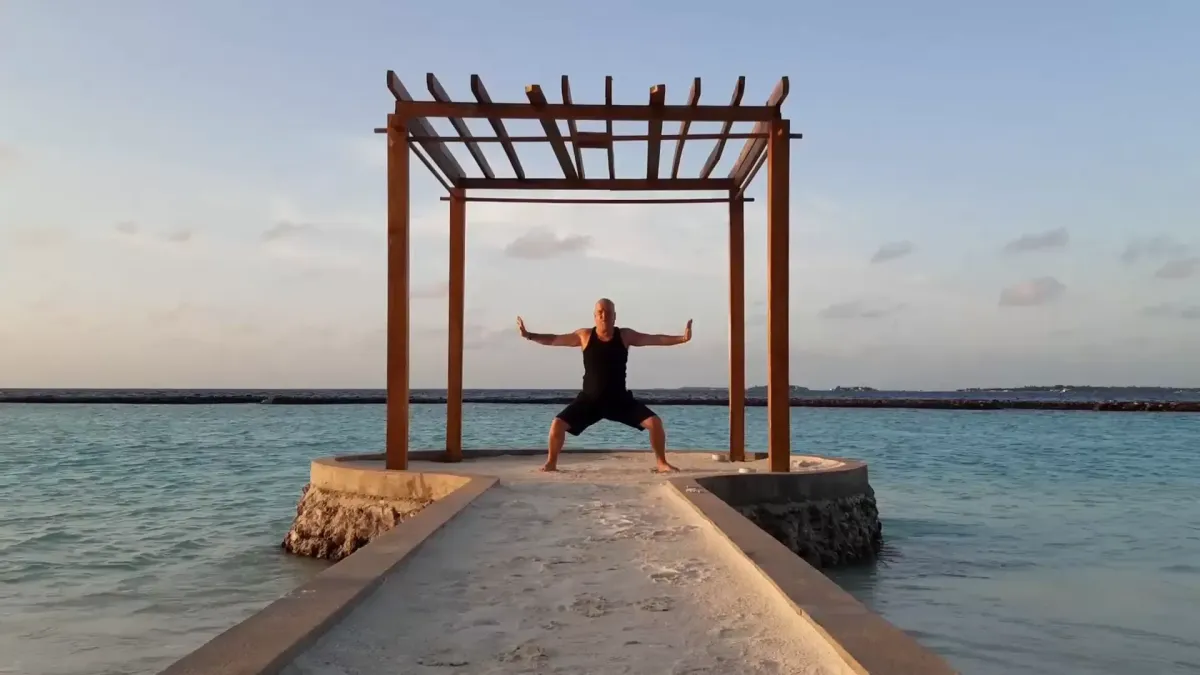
2 390 1198 412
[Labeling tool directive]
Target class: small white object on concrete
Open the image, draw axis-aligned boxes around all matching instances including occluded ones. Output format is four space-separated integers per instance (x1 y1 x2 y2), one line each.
711 454 728 463
738 467 756 474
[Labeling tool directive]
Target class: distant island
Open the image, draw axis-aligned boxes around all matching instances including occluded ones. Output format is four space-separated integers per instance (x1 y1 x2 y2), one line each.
2 386 1198 411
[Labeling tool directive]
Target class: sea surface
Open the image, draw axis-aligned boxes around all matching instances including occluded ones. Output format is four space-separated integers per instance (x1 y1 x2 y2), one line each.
2 401 1198 675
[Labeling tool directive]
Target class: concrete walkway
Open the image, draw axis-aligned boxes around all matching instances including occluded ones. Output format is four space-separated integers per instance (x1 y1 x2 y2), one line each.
281 452 855 675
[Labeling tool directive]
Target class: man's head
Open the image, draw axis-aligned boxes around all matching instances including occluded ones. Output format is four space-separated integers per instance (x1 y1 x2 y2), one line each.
593 298 616 332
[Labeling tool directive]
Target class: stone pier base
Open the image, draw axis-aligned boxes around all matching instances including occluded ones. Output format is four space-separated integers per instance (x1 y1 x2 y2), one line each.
696 459 883 569
735 493 882 568
282 484 431 561
280 457 473 562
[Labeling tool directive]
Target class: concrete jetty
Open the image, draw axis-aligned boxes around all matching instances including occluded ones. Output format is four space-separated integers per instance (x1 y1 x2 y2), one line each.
159 451 958 675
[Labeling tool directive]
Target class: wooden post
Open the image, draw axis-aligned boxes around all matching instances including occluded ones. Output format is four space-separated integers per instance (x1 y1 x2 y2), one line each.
728 191 746 462
766 119 791 473
386 115 411 471
446 189 466 462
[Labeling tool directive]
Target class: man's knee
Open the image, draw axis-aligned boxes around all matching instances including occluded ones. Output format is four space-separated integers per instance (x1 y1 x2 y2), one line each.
550 417 571 435
641 415 663 433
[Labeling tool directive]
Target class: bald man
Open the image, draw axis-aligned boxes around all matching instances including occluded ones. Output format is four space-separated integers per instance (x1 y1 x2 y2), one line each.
517 298 692 473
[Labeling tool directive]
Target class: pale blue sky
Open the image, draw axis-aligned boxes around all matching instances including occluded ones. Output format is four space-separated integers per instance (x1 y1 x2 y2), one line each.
2 0 1197 389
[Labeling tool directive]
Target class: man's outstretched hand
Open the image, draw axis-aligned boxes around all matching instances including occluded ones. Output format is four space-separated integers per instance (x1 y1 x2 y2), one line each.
684 319 693 343
516 316 529 339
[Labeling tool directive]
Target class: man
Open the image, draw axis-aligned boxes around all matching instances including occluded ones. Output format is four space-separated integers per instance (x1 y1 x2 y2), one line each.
517 298 692 473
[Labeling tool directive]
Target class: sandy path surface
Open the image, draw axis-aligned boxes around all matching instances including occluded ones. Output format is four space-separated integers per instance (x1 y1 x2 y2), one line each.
283 454 854 675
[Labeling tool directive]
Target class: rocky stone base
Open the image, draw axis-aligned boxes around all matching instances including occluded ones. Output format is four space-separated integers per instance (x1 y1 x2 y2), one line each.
282 483 432 561
736 493 883 569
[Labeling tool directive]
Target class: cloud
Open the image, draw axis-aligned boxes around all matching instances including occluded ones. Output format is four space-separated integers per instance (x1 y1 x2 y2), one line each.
817 300 904 319
503 229 592 260
261 221 315 241
1154 257 1199 280
870 241 914 264
1141 303 1200 320
1001 227 1069 254
413 281 450 299
1122 235 1187 264
0 142 18 170
8 227 71 249
998 276 1066 307
110 221 193 247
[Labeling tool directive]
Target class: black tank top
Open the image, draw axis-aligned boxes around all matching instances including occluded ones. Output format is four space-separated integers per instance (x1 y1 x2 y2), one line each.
580 327 628 399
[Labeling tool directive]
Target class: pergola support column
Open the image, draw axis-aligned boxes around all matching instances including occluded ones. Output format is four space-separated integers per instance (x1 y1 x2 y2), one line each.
728 191 746 462
385 114 411 471
766 118 791 472
445 189 466 461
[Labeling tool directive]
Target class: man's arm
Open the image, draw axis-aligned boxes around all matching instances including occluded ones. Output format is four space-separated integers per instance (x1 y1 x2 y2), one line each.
622 320 693 347
517 317 583 347
526 330 583 347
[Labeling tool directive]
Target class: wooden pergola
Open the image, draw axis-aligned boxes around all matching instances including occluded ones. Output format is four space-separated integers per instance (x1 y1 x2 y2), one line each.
381 71 797 473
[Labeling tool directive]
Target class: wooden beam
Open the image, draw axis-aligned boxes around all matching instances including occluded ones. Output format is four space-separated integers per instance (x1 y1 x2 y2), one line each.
729 77 791 187
526 84 578 180
385 131 773 143
646 84 666 179
699 76 746 178
457 177 733 191
470 74 525 180
438 196 755 204
426 73 494 179
386 115 411 471
671 78 702 179
386 71 466 185
561 76 586 179
766 119 791 473
728 191 746 462
446 190 466 462
604 76 616 180
394 99 778 123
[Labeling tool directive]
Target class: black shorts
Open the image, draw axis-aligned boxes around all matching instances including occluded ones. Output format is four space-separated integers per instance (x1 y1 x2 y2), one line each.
555 393 656 436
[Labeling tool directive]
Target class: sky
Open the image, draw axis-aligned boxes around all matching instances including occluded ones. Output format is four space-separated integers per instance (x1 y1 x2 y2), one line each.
1 0 1198 390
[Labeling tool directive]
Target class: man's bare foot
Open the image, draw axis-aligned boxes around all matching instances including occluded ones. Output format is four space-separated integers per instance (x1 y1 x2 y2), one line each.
539 462 558 472
653 462 679 474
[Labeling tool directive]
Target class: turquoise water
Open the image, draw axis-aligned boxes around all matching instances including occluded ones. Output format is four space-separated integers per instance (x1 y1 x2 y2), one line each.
2 404 1198 674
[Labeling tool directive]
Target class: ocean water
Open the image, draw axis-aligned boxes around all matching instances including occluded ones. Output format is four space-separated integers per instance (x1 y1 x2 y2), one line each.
1 403 1198 675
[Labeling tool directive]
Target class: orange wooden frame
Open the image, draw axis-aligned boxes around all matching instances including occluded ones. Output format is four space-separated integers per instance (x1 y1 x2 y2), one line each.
384 72 797 473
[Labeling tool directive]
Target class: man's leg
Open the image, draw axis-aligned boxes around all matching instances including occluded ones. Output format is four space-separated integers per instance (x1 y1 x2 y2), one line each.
609 398 677 473
544 397 600 472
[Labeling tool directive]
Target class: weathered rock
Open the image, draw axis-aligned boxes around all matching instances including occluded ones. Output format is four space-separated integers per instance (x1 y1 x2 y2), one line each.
736 494 883 569
282 483 431 561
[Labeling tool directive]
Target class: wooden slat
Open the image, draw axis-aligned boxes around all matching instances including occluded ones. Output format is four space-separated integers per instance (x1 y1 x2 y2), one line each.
470 74 525 180
458 177 732 191
605 76 616 180
574 131 611 148
561 76 586 179
438 196 755 204
426 73 494 179
699 76 746 178
526 84 579 180
396 99 777 123
729 77 791 187
646 84 666 179
671 78 702 179
386 71 466 185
